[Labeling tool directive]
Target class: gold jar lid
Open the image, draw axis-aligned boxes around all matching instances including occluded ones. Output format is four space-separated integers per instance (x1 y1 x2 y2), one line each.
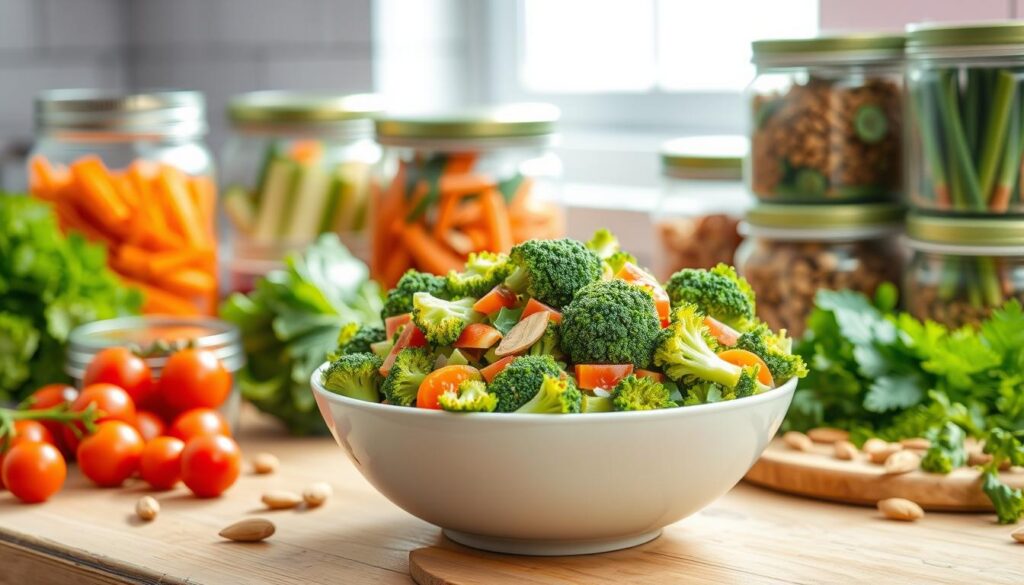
375 103 559 142
907 21 1024 51
661 136 745 179
746 203 905 229
36 89 206 137
228 92 383 125
752 33 905 67
906 213 1024 247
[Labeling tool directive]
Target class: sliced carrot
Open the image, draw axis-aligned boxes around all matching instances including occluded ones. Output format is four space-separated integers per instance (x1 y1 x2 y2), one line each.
385 313 412 339
704 316 740 347
635 370 665 383
380 322 428 376
717 349 773 387
29 155 60 199
189 175 217 240
442 230 475 256
417 365 481 410
451 200 484 227
69 157 130 237
289 140 323 164
445 152 478 174
156 165 206 248
507 176 535 214
473 286 519 314
480 356 516 383
463 226 490 251
615 262 670 322
521 298 562 323
122 278 200 316
382 248 413 289
53 202 115 248
575 364 634 390
400 223 464 275
480 188 513 253
453 323 502 350
156 268 217 298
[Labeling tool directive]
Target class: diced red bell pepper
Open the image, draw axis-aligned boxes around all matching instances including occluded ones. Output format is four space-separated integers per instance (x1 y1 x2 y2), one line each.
380 322 427 376
480 356 516 383
615 262 670 322
454 323 503 350
575 364 634 390
635 369 665 383
521 298 562 323
472 286 518 314
385 313 412 339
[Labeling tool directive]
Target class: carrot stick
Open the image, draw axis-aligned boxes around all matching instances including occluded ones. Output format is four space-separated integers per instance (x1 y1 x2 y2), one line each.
445 152 478 174
400 223 464 275
53 202 114 248
382 248 413 289
29 156 60 199
480 188 513 253
463 226 489 251
189 175 217 241
122 277 200 316
156 165 206 248
156 268 217 298
69 157 131 237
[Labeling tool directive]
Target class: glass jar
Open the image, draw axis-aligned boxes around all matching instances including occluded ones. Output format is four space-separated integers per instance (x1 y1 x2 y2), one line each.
372 103 564 287
736 204 904 337
65 316 244 430
904 214 1024 328
906 22 1024 216
748 34 904 203
654 136 751 280
221 92 382 293
28 90 218 316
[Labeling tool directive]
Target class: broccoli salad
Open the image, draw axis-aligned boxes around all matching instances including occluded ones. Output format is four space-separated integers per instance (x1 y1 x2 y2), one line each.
320 230 807 413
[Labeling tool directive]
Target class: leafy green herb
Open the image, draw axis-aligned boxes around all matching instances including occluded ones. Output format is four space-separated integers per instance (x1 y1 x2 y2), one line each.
921 422 967 474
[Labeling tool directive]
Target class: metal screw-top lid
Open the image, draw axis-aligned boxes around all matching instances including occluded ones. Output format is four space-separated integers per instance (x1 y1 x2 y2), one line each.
375 103 559 144
228 92 382 139
906 213 1024 248
907 20 1024 51
752 33 905 67
36 89 207 138
661 135 746 180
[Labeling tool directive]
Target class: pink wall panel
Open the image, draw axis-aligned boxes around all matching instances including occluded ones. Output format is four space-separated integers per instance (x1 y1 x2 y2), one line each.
820 0 1011 33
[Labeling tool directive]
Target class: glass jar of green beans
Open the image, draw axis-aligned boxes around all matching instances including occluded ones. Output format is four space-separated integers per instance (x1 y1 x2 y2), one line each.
906 23 1024 215
905 214 1024 328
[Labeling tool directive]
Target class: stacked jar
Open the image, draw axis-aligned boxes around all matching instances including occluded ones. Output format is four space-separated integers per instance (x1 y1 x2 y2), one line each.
221 92 382 293
741 34 907 335
904 22 1024 327
28 90 218 316
371 104 564 287
653 136 751 280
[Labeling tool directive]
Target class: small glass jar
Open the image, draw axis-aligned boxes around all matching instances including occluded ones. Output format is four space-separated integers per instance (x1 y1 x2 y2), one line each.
28 90 218 315
736 204 904 337
372 103 564 287
221 92 383 293
906 23 1024 216
904 214 1024 328
654 136 751 280
65 316 245 430
748 34 904 203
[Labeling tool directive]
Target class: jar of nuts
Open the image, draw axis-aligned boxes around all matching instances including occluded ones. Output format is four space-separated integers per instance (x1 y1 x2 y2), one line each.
905 214 1024 328
736 204 905 337
748 34 904 203
654 136 752 280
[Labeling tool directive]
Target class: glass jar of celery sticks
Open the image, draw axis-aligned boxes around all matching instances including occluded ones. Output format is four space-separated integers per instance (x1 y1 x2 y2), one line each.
371 104 564 288
748 34 905 202
905 214 1024 328
906 22 1024 215
221 92 382 293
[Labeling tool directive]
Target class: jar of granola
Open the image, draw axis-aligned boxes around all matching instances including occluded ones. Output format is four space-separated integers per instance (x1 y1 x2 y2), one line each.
653 136 751 280
748 34 905 203
736 203 904 337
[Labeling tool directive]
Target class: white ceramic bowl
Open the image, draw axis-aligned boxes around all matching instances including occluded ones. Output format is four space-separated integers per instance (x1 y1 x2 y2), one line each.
311 363 795 556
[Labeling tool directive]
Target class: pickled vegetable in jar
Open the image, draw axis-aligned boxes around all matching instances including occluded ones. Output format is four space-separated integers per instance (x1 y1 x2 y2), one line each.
221 92 382 291
905 214 1024 328
28 90 217 316
654 136 750 280
748 34 904 203
372 104 564 287
736 204 904 337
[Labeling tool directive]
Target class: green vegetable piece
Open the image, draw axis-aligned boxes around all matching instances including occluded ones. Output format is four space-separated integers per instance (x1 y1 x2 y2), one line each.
504 238 602 309
446 251 513 298
491 306 524 336
411 293 482 346
515 374 582 414
853 104 888 144
489 355 563 412
735 323 808 384
665 264 756 331
334 323 386 356
982 470 1024 525
382 269 448 319
527 321 563 360
381 348 433 407
438 379 498 412
920 422 967 474
794 168 827 197
581 394 614 413
320 353 384 403
560 280 661 369
446 348 471 367
611 375 674 411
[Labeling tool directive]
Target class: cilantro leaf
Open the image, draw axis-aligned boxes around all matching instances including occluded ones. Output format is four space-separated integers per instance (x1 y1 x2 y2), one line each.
864 374 924 413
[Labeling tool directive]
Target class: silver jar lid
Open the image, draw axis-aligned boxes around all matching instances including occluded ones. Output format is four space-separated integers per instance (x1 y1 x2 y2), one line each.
36 89 207 138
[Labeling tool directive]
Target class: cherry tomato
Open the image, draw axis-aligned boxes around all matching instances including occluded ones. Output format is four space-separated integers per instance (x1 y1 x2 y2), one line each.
139 436 184 490
0 420 57 490
158 349 232 413
134 410 166 442
77 421 144 487
180 435 241 498
83 347 155 407
63 383 137 452
169 408 230 442
1 442 66 503
26 384 78 457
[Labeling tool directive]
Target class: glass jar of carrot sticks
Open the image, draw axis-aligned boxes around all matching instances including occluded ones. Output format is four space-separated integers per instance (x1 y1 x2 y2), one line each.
371 104 564 287
221 92 383 293
905 214 1024 328
906 22 1024 215
28 90 218 316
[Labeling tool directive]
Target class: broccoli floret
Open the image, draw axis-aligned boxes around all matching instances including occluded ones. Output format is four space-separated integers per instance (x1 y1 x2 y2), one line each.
382 270 448 318
583 229 637 280
603 251 637 278
381 348 433 406
320 353 384 403
611 375 675 411
516 374 582 414
438 379 498 412
734 323 807 383
446 252 514 298
527 321 563 359
334 323 386 356
560 280 661 368
680 366 762 405
581 394 614 413
504 239 602 308
654 304 770 392
411 292 482 346
665 264 756 331
489 355 563 412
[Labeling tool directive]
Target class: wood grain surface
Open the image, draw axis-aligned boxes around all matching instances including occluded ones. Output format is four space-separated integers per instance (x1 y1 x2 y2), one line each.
1 409 1021 585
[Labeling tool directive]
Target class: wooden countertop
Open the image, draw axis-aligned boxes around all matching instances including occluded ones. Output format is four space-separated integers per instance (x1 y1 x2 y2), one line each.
1 408 1021 585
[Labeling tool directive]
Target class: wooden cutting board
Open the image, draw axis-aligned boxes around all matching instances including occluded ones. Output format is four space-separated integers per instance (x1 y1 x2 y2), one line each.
744 437 1024 511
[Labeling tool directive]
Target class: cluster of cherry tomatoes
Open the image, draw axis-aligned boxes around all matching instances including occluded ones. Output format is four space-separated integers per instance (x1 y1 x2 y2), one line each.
0 346 242 503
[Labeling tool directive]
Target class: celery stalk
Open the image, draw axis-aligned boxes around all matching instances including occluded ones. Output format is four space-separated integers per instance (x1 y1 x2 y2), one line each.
977 257 1005 307
936 71 985 211
911 82 949 205
992 83 1023 212
978 70 1017 201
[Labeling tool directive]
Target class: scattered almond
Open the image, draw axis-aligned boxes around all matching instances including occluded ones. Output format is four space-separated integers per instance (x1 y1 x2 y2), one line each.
864 439 902 464
878 498 924 522
834 440 859 461
900 437 931 451
968 450 993 466
1012 527 1024 544
136 496 159 521
303 482 332 508
262 490 303 510
782 431 813 452
884 450 921 475
808 427 849 444
495 311 549 356
219 518 276 542
252 452 279 475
